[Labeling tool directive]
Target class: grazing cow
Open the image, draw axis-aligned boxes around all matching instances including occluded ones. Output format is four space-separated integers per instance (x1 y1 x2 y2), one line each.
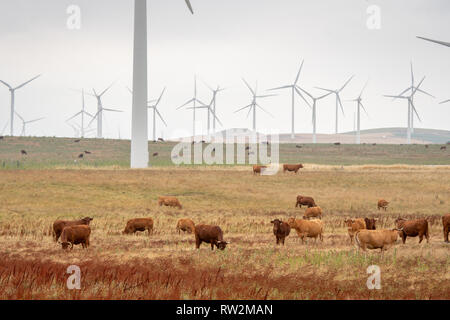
245 146 250 150
441 146 447 150
287 218 323 244
295 195 316 208
53 217 93 242
377 199 389 211
194 224 228 250
283 164 304 174
395 218 430 244
60 225 91 250
344 218 366 243
158 196 182 209
158 138 165 142
0 136 4 140
334 142 341 145
84 150 91 154
425 145 429 149
153 152 158 157
443 214 450 243
78 153 84 159
252 165 267 175
364 217 377 230
176 218 195 234
271 219 291 245
355 229 401 252
295 145 302 149
20 150 27 155
123 218 154 236
303 206 323 220
74 139 80 143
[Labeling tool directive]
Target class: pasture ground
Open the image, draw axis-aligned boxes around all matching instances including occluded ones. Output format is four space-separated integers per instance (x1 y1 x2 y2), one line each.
0 166 449 299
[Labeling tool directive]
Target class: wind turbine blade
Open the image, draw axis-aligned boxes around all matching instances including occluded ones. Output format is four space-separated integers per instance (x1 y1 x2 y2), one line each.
154 87 166 106
295 86 312 108
99 82 115 97
234 104 252 113
14 112 25 122
210 108 223 127
103 108 123 112
315 87 334 93
440 99 450 104
14 74 42 90
88 111 100 127
177 98 194 110
83 111 95 118
0 80 12 89
412 77 426 95
339 75 354 92
415 88 435 98
294 60 304 85
395 87 412 100
360 80 369 98
384 94 408 99
245 106 252 119
256 104 274 118
337 95 345 116
410 61 415 86
267 85 292 91
126 87 133 95
318 92 332 100
66 111 82 122
360 102 369 117
299 87 313 99
242 78 255 96
256 94 277 98
410 101 422 122
195 98 209 106
201 79 214 92
417 36 450 47
155 109 168 127
26 117 45 124
185 0 194 14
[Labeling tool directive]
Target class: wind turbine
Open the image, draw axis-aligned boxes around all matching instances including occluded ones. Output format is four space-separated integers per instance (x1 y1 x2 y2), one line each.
66 89 94 138
268 60 311 139
441 99 450 105
0 75 41 136
384 77 426 144
148 88 168 142
348 81 369 144
86 83 122 138
394 62 434 134
299 88 332 143
177 76 209 140
14 112 45 136
187 94 223 137
417 36 450 47
202 80 225 135
234 79 276 131
131 0 194 168
316 76 354 134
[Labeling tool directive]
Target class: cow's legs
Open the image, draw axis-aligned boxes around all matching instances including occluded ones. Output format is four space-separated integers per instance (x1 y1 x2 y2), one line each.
211 241 215 250
195 238 201 249
444 225 449 242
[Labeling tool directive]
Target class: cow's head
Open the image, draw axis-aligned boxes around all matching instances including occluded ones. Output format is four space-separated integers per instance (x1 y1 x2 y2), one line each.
299 164 304 168
271 219 283 230
61 242 73 250
394 218 405 228
122 226 133 234
344 219 354 227
365 218 377 230
82 217 94 224
287 217 296 227
217 241 228 250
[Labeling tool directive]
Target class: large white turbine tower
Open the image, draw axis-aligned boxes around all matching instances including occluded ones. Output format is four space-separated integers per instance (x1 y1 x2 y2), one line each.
66 89 94 138
299 88 331 144
316 76 354 134
147 88 168 142
177 76 208 140
14 112 45 137
268 60 311 139
131 0 194 168
234 79 276 131
384 77 426 144
0 75 41 136
348 81 369 144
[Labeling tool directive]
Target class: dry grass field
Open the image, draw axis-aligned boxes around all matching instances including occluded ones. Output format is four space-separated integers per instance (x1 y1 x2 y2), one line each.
0 166 449 299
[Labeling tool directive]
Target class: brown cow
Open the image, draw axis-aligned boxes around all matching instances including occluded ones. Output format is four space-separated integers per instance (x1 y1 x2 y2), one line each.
252 165 267 175
158 196 182 209
377 199 389 211
443 214 450 243
271 219 291 245
287 218 323 244
123 218 154 236
283 164 304 174
194 224 228 250
295 195 316 208
395 218 430 244
344 218 366 244
53 217 93 242
355 229 401 252
176 218 195 234
364 218 377 230
60 225 91 250
303 206 323 220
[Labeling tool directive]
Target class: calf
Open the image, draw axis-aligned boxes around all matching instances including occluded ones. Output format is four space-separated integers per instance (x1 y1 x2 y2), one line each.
355 229 401 252
158 196 182 209
303 206 323 220
252 165 267 175
60 225 91 250
194 224 228 250
53 217 93 242
344 218 366 244
377 199 389 211
123 218 154 236
283 164 304 174
364 218 377 230
287 218 323 244
271 219 291 245
443 214 450 243
395 218 430 244
295 195 316 208
176 218 195 234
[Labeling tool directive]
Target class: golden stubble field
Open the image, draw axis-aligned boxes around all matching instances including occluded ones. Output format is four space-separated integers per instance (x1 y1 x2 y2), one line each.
0 165 449 299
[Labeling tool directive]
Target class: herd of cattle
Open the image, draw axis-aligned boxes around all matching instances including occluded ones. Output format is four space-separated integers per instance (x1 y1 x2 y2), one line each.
52 195 450 252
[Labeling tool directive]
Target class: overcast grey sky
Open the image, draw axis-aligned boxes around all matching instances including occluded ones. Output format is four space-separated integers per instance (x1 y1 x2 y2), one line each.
0 0 449 139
